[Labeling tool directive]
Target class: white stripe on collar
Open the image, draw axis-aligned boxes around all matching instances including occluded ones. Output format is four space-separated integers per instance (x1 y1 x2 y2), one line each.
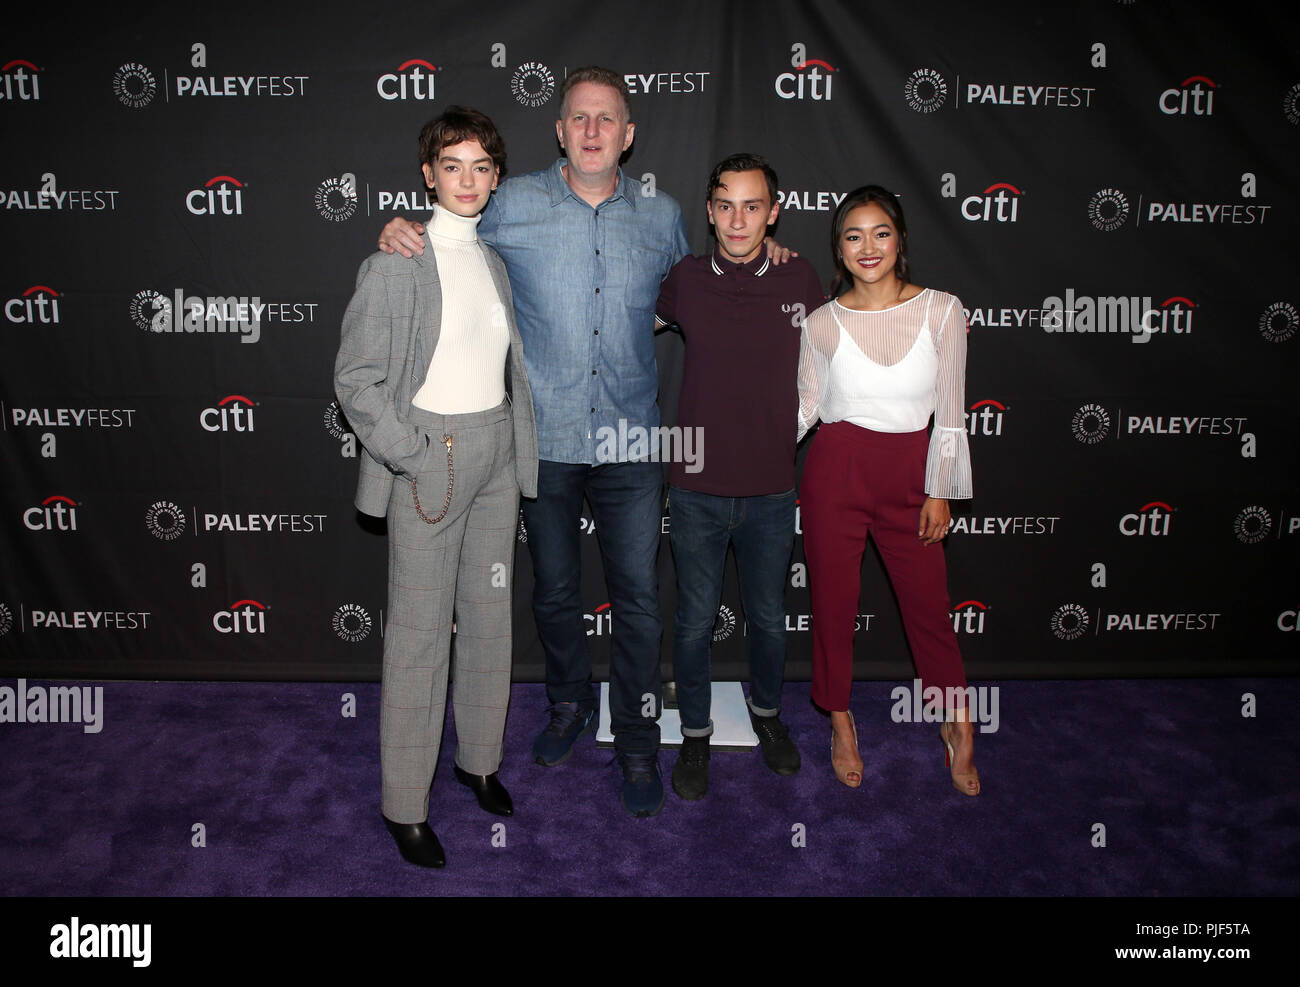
711 254 770 277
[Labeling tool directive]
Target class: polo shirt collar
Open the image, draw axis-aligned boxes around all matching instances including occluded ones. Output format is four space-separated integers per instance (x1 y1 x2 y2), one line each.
710 244 770 277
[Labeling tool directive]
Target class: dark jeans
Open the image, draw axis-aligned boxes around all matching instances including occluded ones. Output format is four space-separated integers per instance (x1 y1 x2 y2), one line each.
668 485 796 736
522 459 663 754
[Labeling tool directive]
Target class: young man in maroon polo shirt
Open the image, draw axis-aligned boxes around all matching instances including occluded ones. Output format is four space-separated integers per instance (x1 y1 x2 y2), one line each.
655 153 825 799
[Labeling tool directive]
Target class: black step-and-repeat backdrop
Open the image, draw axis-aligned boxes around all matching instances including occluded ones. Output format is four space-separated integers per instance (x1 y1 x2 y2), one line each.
3 1 1297 682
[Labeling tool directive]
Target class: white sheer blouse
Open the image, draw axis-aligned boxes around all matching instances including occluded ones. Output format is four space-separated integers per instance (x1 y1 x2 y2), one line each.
796 288 972 499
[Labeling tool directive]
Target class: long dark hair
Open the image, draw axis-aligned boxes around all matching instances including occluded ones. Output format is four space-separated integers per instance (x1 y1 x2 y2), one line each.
829 185 910 297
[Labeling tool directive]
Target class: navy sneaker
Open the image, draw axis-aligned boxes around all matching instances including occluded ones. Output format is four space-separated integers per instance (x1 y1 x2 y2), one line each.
618 751 665 818
531 701 596 766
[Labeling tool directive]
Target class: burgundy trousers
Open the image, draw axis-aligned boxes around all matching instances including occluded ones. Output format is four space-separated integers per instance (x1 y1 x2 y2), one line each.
801 421 967 712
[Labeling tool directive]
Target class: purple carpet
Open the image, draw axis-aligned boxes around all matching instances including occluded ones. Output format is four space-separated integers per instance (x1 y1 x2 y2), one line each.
2 678 1296 896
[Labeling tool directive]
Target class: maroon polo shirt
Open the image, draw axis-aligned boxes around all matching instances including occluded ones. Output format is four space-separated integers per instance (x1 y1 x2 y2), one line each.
656 247 825 495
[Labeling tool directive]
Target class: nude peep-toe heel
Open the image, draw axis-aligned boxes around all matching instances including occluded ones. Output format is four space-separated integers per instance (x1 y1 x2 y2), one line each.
940 719 981 797
831 711 863 788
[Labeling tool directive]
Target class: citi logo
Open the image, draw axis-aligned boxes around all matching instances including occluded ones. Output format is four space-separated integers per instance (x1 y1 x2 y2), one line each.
951 600 987 634
377 59 437 100
24 495 78 531
775 48 835 101
1159 75 1217 116
967 399 1005 436
1279 610 1300 632
213 599 266 634
1 59 40 100
5 284 60 324
962 183 1021 222
1119 501 1174 537
585 602 612 636
1149 296 1196 336
186 176 244 216
200 395 256 432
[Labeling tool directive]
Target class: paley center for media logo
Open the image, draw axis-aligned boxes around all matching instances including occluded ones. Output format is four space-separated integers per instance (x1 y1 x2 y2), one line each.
1087 174 1271 231
114 47 308 106
774 44 836 101
1055 603 1220 636
333 603 374 643
509 60 555 108
144 498 327 538
1070 402 1252 446
113 62 157 108
131 287 317 343
904 67 1094 113
1234 505 1299 544
1259 301 1298 343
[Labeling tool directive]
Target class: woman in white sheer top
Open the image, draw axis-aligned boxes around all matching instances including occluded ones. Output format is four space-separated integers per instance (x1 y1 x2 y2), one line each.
796 185 979 796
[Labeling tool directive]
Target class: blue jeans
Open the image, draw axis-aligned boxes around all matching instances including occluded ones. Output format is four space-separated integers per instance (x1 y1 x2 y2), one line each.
667 485 796 736
522 459 663 755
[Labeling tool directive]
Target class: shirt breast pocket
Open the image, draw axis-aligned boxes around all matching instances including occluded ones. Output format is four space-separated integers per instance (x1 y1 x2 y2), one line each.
625 246 670 314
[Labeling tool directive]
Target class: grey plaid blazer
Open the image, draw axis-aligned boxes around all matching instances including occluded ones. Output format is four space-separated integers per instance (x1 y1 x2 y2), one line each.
334 242 539 518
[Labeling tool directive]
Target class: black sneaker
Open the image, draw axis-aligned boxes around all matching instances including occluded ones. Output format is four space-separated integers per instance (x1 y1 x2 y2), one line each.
671 736 710 800
531 702 596 766
750 711 801 775
618 751 665 818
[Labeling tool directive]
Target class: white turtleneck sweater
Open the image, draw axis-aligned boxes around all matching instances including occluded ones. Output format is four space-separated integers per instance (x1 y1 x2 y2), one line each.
411 204 510 415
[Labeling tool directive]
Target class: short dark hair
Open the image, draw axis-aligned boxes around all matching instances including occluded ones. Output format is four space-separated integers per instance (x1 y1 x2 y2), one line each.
705 153 779 209
418 106 507 205
558 66 632 121
829 184 911 296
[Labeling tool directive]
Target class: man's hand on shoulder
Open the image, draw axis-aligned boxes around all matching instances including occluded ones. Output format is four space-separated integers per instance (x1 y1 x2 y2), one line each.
764 236 798 265
379 217 426 258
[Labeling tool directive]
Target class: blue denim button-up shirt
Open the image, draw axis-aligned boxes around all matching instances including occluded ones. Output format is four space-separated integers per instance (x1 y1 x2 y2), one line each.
478 159 689 464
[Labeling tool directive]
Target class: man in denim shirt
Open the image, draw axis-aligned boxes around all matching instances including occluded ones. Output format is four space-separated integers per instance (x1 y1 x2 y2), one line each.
381 67 688 817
